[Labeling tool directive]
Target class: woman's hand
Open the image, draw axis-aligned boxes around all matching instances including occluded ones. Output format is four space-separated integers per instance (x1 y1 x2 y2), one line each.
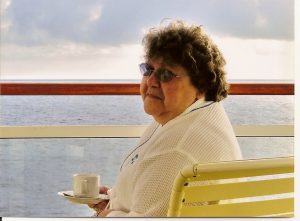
88 186 110 217
96 208 114 217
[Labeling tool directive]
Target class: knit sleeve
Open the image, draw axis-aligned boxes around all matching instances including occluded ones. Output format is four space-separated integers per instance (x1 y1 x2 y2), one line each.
108 150 194 217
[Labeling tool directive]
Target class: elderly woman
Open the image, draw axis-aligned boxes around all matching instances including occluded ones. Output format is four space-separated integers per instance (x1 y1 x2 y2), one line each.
90 20 242 217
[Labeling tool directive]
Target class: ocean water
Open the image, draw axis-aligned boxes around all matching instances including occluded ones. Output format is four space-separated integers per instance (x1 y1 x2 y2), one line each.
0 95 294 125
0 95 294 217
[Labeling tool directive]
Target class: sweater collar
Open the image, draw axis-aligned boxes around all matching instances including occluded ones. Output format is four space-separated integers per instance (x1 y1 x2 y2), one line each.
158 98 214 127
180 97 213 116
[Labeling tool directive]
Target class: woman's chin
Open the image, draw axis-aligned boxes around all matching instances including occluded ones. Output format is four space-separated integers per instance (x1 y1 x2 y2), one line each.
143 105 161 117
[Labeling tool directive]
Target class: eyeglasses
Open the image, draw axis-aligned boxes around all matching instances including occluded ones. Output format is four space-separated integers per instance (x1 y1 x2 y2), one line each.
139 63 180 83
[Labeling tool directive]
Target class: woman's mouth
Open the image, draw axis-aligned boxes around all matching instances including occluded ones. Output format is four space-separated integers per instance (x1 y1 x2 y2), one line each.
146 93 161 100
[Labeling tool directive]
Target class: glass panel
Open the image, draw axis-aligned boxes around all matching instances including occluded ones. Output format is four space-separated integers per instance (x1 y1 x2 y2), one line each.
223 95 294 125
0 95 294 126
238 137 294 160
0 138 137 217
0 137 294 217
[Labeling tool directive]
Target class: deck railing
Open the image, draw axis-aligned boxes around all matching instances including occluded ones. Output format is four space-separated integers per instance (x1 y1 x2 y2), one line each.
0 82 294 95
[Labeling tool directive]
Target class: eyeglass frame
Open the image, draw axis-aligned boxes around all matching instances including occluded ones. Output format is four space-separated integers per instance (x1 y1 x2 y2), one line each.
139 63 180 83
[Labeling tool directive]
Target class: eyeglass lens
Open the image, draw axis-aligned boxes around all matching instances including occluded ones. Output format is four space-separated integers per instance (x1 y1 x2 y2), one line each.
139 63 176 82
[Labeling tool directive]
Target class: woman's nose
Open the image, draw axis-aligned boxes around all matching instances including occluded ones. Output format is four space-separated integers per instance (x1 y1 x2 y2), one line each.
147 72 160 88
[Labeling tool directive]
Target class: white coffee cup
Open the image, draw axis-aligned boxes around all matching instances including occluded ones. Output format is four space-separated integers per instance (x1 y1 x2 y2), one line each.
73 174 100 198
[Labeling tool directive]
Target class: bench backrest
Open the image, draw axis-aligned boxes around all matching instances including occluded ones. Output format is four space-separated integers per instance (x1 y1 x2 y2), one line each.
167 156 294 217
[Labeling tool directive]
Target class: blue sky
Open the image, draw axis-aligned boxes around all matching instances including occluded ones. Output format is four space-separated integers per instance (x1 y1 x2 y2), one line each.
0 0 295 80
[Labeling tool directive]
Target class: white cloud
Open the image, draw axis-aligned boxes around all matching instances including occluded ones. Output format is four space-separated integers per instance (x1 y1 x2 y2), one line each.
255 14 268 28
0 0 11 14
0 43 143 79
0 0 294 80
0 0 12 31
0 37 294 80
0 20 11 30
89 4 102 22
1 0 294 46
213 36 294 80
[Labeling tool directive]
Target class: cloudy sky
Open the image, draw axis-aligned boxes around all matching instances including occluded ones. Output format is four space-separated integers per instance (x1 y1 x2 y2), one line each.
0 0 295 80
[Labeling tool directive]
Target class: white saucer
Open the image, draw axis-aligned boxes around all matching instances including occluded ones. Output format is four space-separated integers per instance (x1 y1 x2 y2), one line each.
58 190 109 204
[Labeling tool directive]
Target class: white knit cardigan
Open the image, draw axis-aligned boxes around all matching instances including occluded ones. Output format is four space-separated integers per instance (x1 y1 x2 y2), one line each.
107 100 242 217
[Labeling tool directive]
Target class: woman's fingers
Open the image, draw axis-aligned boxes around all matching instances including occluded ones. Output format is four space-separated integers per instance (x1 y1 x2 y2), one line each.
89 187 110 214
99 186 109 194
99 209 114 217
88 203 96 209
88 200 109 212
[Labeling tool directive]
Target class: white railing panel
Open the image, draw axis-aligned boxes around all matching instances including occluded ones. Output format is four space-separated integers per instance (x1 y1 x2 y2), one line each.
0 125 294 138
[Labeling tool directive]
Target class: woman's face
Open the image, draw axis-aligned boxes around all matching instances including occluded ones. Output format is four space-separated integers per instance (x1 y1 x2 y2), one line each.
140 58 202 125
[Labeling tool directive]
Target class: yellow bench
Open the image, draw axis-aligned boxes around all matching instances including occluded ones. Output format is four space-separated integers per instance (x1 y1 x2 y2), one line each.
167 156 294 217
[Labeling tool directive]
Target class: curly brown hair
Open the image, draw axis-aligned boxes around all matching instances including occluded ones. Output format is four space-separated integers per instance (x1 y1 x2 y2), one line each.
142 20 229 102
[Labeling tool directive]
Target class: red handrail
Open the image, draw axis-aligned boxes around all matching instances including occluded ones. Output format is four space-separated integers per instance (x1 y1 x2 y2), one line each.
0 82 294 95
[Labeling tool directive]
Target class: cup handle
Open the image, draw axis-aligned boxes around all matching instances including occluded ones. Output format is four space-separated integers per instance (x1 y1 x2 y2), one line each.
81 179 88 195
